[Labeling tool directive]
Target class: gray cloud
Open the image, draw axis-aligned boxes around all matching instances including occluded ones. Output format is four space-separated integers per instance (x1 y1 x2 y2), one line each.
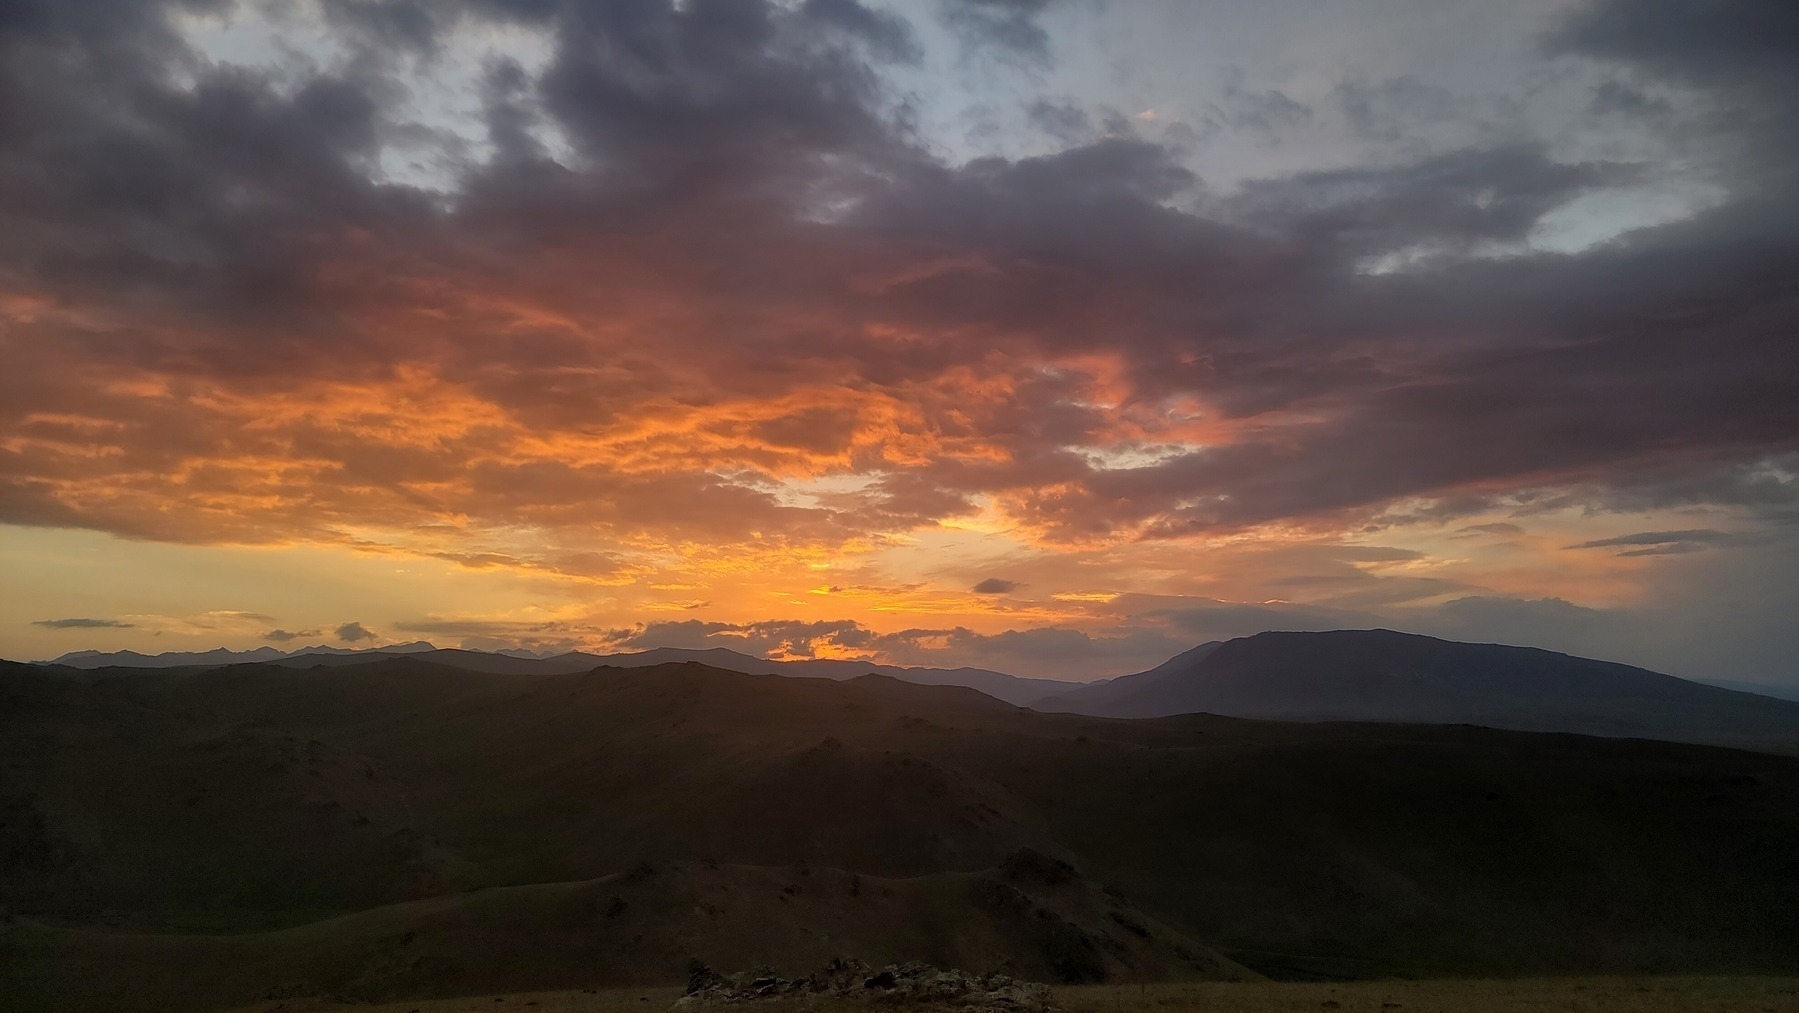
805 0 922 63
1229 143 1635 256
1566 529 1740 555
1025 98 1092 144
1126 597 1386 643
940 0 1055 61
31 618 135 630
971 577 1021 594
1458 522 1524 536
334 621 377 643
1422 596 1615 650
262 628 321 642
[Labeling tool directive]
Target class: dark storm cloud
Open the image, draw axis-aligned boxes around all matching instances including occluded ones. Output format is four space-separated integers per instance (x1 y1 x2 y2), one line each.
1552 0 1799 84
0 1 437 384
1551 0 1799 182
528 0 912 197
334 621 377 642
32 618 135 629
0 0 1794 559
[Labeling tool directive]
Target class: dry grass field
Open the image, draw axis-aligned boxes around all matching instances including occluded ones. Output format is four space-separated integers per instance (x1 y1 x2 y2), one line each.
218 978 1799 1013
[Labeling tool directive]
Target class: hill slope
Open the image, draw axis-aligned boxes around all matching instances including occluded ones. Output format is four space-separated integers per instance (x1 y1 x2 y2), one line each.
3 857 1251 1013
1035 629 1799 747
4 656 1799 1002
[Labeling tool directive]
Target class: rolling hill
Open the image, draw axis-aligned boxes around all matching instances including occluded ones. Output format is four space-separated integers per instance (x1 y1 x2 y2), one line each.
1035 629 1799 748
5 654 1799 1011
4 857 1251 1013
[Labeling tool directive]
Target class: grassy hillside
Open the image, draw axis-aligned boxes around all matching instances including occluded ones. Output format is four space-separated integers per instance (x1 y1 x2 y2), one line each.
2 858 1251 1012
4 657 1799 1002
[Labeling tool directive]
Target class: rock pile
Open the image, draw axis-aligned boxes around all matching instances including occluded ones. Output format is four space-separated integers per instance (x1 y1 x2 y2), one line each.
675 957 1056 1010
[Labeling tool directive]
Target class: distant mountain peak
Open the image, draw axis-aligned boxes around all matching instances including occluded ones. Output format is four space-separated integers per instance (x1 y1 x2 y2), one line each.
1034 628 1799 748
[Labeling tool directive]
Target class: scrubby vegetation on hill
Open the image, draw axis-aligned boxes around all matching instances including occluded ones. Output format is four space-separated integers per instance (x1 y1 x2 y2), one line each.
4 657 1799 1010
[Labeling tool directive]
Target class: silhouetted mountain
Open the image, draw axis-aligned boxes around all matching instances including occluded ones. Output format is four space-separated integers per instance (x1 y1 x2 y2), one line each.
41 643 1082 706
1034 629 1799 748
582 647 1083 706
44 641 438 669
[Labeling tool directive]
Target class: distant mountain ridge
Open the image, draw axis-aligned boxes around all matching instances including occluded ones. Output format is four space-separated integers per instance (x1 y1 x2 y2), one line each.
31 630 1799 745
42 641 440 669
35 642 1085 707
1036 629 1799 748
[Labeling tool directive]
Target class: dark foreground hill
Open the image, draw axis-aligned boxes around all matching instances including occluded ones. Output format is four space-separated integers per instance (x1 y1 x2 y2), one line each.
4 856 1251 1012
4 657 1799 1009
1035 629 1799 748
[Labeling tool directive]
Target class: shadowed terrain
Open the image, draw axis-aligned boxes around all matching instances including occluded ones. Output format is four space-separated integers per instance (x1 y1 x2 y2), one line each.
4 656 1799 1010
4 858 1249 1012
180 977 1799 1013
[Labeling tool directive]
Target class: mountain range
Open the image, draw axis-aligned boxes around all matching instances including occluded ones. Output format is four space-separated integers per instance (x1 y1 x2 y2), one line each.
39 643 1080 707
35 630 1799 748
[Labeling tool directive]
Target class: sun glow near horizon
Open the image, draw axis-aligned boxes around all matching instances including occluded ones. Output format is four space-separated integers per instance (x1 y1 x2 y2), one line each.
2 0 1796 687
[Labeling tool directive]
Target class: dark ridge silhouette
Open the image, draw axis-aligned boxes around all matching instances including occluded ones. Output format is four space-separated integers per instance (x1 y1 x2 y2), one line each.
1033 629 1799 749
37 643 1082 707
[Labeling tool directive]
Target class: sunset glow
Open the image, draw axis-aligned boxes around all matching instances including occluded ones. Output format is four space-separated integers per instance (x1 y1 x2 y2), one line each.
2 0 1795 685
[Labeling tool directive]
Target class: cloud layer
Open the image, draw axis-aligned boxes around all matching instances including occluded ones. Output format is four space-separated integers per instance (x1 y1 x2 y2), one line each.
1 0 1795 681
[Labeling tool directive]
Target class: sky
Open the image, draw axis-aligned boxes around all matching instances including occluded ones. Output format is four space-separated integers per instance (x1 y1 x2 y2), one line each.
1 0 1796 684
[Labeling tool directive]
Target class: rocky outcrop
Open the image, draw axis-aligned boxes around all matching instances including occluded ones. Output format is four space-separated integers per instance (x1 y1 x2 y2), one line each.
675 957 1056 1010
